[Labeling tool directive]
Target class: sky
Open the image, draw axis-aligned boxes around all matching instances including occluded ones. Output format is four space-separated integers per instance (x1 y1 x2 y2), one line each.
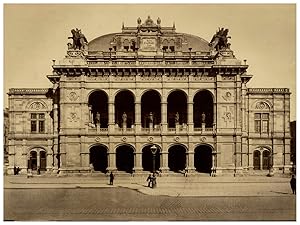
3 4 296 120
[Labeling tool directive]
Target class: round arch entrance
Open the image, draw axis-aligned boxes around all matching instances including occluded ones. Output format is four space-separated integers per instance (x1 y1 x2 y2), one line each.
142 145 161 172
194 145 213 173
28 148 47 171
168 145 186 172
116 145 134 173
89 145 108 173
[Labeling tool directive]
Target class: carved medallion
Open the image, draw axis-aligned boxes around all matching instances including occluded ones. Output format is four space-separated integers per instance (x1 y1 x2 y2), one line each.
200 137 206 143
95 137 101 142
121 137 127 142
68 91 79 101
174 136 180 142
148 137 154 142
28 102 46 110
222 91 232 101
255 101 269 110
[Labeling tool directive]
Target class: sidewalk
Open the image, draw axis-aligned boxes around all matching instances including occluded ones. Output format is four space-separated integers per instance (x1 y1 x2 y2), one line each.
4 175 293 197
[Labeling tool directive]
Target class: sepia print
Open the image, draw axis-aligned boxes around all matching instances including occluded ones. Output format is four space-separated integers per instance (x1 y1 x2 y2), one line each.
3 4 296 221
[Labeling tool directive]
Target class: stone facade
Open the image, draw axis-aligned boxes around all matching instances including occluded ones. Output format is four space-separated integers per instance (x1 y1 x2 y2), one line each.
7 17 291 176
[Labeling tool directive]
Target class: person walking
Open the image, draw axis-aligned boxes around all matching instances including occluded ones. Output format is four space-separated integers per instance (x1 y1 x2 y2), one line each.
109 172 114 185
290 175 296 194
146 174 152 187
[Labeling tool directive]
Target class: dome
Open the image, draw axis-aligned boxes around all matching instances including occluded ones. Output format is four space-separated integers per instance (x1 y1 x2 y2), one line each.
88 33 118 52
88 32 210 53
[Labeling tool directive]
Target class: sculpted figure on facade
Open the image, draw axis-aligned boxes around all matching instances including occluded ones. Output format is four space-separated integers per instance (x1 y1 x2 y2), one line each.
122 112 127 124
149 112 153 123
95 112 101 126
175 112 180 124
202 112 206 123
68 28 88 50
209 28 231 51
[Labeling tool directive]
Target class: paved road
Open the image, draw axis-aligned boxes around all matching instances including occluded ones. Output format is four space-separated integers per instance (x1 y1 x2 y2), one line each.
4 187 296 221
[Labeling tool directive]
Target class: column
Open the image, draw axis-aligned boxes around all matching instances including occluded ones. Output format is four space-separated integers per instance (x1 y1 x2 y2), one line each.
135 101 141 133
53 103 59 173
107 142 116 171
46 151 53 172
108 101 115 133
88 105 92 124
161 101 168 133
187 101 194 133
134 145 143 172
160 143 169 171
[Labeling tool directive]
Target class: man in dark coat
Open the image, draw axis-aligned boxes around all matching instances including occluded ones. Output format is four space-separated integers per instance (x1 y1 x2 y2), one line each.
146 174 152 187
290 175 296 194
109 172 114 185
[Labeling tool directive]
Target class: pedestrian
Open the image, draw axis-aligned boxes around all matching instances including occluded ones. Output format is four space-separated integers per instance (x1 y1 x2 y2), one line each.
37 167 40 175
16 167 20 175
152 173 157 188
290 175 296 194
146 174 152 187
109 172 114 185
13 166 16 175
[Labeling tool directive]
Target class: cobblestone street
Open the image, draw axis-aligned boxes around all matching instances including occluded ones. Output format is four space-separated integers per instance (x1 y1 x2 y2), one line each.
4 187 296 221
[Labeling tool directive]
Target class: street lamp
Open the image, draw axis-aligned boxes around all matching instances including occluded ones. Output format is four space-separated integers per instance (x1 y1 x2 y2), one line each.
150 145 158 173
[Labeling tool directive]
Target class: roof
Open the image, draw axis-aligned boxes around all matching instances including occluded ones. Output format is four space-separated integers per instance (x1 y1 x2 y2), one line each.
87 32 210 53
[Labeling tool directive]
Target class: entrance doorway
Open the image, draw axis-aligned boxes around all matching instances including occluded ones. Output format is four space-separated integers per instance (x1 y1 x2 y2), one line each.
168 145 186 172
116 145 134 173
89 145 108 173
194 145 212 173
142 145 161 172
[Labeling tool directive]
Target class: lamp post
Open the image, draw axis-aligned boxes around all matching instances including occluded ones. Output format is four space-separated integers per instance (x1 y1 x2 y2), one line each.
150 145 158 173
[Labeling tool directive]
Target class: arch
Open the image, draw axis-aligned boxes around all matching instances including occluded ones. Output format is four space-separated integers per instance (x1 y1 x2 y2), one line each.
39 150 47 171
194 144 213 173
25 99 48 111
193 89 215 103
262 150 270 170
193 90 214 128
113 89 136 101
167 90 188 128
253 150 261 170
87 89 109 102
168 144 187 172
88 90 109 128
142 144 161 172
115 90 135 128
28 150 38 170
252 100 272 110
89 145 108 173
116 145 135 173
167 89 188 99
140 89 162 100
141 90 161 128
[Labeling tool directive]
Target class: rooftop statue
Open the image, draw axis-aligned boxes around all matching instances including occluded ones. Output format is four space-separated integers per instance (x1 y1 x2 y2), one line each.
68 28 88 50
209 28 231 51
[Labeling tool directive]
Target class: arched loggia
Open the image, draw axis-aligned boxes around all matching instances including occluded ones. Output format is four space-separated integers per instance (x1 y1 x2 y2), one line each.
194 145 213 174
115 90 135 128
168 145 186 172
141 90 161 128
167 90 187 128
88 90 108 128
116 145 134 173
142 145 161 172
89 145 108 173
193 90 214 128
